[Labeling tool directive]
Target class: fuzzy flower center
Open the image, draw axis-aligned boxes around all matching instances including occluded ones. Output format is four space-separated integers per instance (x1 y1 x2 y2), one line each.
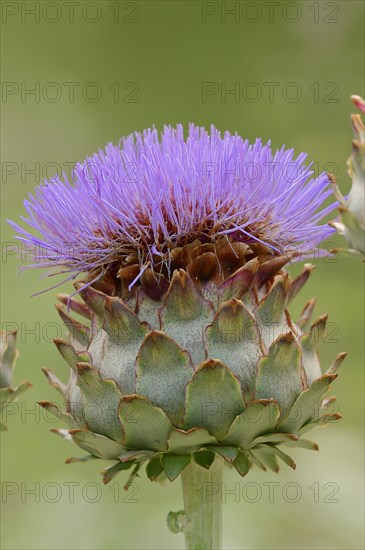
9 124 336 290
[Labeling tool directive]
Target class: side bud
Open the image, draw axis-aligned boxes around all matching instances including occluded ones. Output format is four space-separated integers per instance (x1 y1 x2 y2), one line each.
330 95 365 256
0 331 31 431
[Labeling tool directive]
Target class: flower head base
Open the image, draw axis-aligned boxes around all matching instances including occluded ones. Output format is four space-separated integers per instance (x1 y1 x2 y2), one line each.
9 125 336 291
42 264 345 486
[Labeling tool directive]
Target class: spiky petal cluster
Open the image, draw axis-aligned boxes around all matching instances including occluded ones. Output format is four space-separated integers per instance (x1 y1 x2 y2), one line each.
330 95 365 256
0 331 31 431
9 125 336 285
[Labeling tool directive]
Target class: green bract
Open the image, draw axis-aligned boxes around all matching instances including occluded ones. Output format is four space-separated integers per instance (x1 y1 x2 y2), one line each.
0 331 31 431
42 258 344 486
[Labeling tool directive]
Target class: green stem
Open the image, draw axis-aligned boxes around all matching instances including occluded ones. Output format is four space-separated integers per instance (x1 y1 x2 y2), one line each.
180 457 224 550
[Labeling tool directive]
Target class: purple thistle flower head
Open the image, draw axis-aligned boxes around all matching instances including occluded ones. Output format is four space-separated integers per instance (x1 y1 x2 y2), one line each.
9 124 336 290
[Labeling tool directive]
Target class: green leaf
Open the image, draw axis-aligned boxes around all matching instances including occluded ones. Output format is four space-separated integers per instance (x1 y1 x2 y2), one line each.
119 449 155 462
102 461 134 484
54 339 91 371
167 427 217 454
136 331 193 427
57 293 92 319
300 315 328 385
69 429 127 460
136 289 162 330
205 299 262 401
42 368 66 396
205 445 238 463
233 450 250 477
64 454 95 463
159 270 214 365
74 283 106 319
0 388 13 404
161 453 191 481
246 449 266 471
119 395 173 451
255 275 289 347
258 444 296 470
298 412 342 434
167 510 187 534
124 463 141 490
221 400 280 448
1 331 18 376
251 447 279 473
100 296 150 394
76 362 123 442
1 381 31 404
184 359 245 439
256 333 303 417
326 352 347 375
103 295 149 341
282 438 319 451
56 305 90 347
13 382 32 400
194 450 215 469
38 401 79 429
296 299 316 332
340 207 365 254
146 457 164 481
53 341 89 427
287 264 314 304
279 374 337 433
250 432 298 448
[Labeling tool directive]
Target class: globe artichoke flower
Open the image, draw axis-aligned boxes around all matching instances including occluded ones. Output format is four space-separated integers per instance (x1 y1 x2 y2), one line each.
9 125 345 548
330 95 365 256
0 331 31 431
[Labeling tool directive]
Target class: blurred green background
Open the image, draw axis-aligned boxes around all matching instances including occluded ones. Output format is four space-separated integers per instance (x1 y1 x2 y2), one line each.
1 1 364 548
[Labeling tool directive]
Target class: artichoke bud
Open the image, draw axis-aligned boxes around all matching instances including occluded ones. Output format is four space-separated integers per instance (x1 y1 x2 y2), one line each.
43 241 344 484
1 331 31 431
330 95 365 255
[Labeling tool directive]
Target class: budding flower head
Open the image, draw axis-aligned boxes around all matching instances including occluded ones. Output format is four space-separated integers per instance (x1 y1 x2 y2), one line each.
9 124 336 290
0 331 31 431
9 125 345 486
330 95 365 256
